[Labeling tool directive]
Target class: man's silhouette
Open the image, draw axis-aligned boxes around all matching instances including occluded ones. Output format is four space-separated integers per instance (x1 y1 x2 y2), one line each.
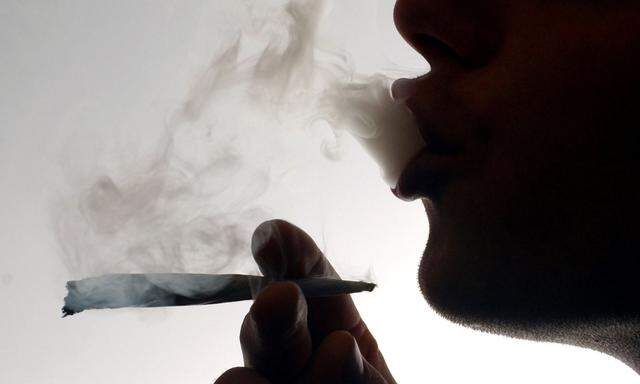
217 1 640 382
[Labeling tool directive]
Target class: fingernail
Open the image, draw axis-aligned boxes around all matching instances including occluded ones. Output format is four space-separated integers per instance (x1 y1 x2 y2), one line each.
251 221 275 255
252 220 289 278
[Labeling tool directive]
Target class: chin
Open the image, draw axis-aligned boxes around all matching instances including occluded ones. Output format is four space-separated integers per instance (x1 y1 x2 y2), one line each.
417 240 510 333
417 219 640 350
417 243 567 345
417 235 640 374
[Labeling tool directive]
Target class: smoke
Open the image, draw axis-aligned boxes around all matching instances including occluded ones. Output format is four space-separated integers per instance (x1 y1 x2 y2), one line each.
53 0 423 280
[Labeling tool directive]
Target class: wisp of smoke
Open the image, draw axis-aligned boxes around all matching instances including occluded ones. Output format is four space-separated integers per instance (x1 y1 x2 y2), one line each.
53 0 424 305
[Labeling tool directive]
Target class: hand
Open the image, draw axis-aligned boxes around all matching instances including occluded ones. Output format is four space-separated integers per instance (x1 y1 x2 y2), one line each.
215 219 396 383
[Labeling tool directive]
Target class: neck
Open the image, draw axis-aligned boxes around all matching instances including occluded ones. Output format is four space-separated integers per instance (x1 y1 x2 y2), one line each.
556 316 640 375
584 319 640 374
483 313 640 375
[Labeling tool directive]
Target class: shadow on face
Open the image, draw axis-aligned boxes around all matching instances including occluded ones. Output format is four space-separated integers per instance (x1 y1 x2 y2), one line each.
393 0 640 340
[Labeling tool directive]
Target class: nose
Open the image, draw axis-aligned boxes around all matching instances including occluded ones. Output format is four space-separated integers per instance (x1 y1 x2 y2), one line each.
393 0 503 70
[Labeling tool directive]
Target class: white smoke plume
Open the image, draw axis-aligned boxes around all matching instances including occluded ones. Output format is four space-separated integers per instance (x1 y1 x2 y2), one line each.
53 0 423 280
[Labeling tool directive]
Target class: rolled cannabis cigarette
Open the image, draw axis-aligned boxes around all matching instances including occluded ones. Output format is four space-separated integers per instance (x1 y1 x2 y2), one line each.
62 273 376 317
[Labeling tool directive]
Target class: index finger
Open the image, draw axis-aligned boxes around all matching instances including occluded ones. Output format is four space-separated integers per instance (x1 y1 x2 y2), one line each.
250 220 393 379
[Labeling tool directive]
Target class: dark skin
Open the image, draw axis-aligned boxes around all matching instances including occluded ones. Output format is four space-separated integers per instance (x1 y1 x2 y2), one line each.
217 1 640 382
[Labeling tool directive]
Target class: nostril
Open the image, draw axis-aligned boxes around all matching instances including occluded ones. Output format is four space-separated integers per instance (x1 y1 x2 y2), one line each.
393 0 502 71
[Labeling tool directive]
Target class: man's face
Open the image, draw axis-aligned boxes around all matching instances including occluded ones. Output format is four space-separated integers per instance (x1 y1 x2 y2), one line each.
393 0 640 330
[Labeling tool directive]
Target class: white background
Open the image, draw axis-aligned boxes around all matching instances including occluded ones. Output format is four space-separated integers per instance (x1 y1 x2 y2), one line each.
1 1 638 382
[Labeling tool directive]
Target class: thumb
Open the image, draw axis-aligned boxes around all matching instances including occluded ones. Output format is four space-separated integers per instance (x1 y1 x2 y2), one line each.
251 219 338 279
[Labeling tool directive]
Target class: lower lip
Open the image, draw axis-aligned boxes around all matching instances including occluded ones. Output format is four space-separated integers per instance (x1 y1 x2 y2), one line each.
392 147 462 201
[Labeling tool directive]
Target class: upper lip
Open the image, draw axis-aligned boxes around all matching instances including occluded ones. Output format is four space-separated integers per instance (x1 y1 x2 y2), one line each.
393 73 466 151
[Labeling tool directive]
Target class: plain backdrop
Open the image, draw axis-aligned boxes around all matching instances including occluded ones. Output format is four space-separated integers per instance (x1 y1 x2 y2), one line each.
1 1 638 383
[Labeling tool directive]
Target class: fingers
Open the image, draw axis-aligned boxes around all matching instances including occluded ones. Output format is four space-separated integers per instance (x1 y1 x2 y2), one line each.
240 281 312 382
215 367 271 384
250 220 394 382
308 298 395 382
251 220 361 336
303 331 388 384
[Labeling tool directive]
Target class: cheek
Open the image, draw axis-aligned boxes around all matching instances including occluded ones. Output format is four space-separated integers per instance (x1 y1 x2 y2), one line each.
418 4 640 317
459 7 640 211
426 40 628 275
448 29 640 275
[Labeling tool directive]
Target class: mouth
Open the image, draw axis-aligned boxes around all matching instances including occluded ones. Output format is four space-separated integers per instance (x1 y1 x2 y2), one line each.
391 76 469 201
